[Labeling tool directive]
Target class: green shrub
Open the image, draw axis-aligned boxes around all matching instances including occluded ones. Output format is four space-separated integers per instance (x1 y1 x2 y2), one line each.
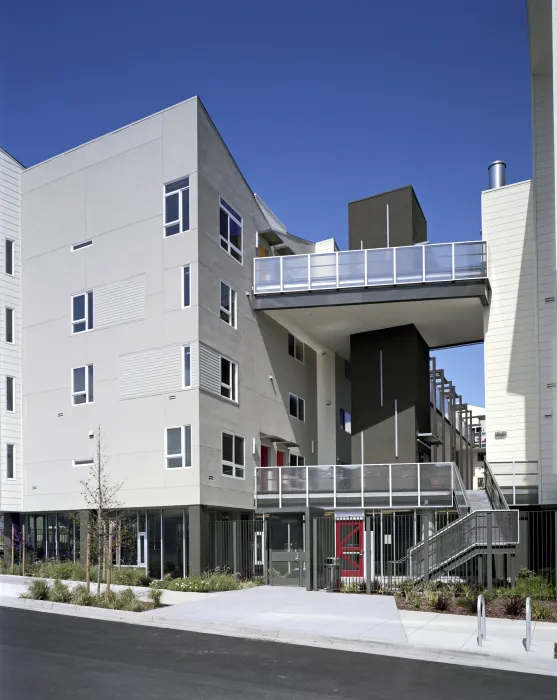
206 571 242 592
149 579 169 590
432 593 452 611
167 577 211 592
111 568 150 587
456 594 478 614
49 580 72 603
71 585 94 607
26 579 50 600
532 601 554 621
504 595 525 617
148 588 163 608
400 579 417 601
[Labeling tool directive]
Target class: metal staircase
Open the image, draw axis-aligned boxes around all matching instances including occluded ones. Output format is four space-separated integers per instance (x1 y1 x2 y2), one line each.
408 462 518 580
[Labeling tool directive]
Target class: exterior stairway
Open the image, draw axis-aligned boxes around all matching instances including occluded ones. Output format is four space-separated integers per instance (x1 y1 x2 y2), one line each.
407 463 518 579
465 489 492 512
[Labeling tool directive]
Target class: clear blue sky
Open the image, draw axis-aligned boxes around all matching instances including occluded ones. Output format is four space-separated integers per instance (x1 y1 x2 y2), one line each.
0 0 531 407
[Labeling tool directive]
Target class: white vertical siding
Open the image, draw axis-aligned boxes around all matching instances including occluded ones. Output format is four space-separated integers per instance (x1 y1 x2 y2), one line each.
0 149 23 512
199 343 221 396
120 342 198 399
94 274 146 330
482 181 539 489
534 63 557 502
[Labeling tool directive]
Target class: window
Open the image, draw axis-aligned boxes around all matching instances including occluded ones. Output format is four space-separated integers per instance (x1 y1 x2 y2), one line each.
183 346 191 388
165 426 192 468
71 240 93 251
340 408 352 434
222 432 244 478
6 377 14 412
5 239 14 276
219 197 243 263
7 444 14 479
73 459 94 468
72 365 94 405
164 178 190 237
72 291 93 333
289 453 305 467
288 333 304 362
182 265 191 308
220 357 238 402
289 393 305 422
5 308 13 344
220 281 237 328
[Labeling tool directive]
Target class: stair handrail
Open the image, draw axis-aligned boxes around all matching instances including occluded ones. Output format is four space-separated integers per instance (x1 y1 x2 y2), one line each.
451 463 471 516
484 460 509 510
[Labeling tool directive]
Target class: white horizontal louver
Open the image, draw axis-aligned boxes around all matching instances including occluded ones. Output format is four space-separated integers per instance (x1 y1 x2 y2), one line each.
95 274 145 330
199 343 221 396
120 343 198 400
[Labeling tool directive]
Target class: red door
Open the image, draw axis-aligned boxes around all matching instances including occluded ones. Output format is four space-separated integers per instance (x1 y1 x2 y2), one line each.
276 450 285 467
335 520 364 577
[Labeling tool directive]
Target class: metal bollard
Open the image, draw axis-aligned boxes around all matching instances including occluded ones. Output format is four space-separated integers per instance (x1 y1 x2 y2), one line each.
525 597 531 652
477 594 486 646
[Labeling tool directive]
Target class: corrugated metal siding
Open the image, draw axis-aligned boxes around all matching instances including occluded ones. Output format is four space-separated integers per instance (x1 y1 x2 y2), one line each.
120 342 198 400
199 343 221 396
95 274 146 330
0 149 23 511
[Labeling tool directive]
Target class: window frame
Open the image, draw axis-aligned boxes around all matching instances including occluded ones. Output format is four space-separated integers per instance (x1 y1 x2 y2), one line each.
220 355 238 403
71 240 93 252
71 290 94 334
164 177 190 238
221 430 245 479
165 425 192 469
6 376 14 413
182 265 191 308
219 280 237 328
340 408 352 434
72 364 94 406
5 307 14 344
6 443 14 480
289 453 305 467
288 392 305 422
5 239 14 276
72 459 94 468
183 345 192 389
288 333 304 363
219 197 243 264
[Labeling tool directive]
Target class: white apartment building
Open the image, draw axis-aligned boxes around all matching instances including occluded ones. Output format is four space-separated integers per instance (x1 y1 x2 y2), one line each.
482 0 557 507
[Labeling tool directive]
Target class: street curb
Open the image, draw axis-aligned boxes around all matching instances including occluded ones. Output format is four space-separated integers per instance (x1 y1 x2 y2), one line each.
3 596 557 676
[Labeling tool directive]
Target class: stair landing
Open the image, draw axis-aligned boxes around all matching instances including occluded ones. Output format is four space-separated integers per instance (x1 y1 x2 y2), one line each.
465 489 492 512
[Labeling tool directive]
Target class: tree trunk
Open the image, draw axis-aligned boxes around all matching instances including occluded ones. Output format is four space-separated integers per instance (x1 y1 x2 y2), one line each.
106 522 113 593
10 523 14 574
86 530 91 592
117 524 121 569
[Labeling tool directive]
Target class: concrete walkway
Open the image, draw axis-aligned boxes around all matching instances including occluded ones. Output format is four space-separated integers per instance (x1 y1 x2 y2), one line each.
150 585 408 643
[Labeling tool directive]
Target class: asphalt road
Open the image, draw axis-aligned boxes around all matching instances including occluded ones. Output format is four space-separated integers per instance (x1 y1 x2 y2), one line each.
1 607 556 699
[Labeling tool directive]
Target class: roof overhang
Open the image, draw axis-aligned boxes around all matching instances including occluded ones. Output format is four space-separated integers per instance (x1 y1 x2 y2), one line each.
253 279 490 357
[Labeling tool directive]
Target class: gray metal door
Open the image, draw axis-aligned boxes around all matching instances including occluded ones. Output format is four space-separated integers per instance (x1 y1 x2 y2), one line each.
269 549 304 586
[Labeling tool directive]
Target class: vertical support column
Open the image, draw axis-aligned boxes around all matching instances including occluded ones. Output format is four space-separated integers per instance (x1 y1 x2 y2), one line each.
232 520 238 574
304 510 312 592
554 512 557 601
312 517 318 591
487 512 493 594
365 516 372 594
263 518 269 586
316 349 337 464
188 505 209 576
423 512 430 583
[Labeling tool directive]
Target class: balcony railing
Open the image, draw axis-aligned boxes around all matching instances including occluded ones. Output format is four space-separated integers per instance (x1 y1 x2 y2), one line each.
255 462 469 510
253 241 488 295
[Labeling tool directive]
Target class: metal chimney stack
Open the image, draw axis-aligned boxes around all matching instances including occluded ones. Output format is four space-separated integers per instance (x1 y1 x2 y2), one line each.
488 161 506 189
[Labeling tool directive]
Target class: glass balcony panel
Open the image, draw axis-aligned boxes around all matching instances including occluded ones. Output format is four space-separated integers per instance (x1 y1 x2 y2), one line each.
254 257 281 293
391 463 419 507
419 462 452 507
336 464 362 506
282 256 309 291
308 465 334 493
454 242 487 279
257 467 279 494
366 248 394 285
424 245 453 282
395 246 424 283
281 467 306 494
338 251 365 288
309 253 337 290
363 464 390 507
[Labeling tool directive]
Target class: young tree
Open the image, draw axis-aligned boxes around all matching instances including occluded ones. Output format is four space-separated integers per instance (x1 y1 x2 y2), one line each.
80 427 123 593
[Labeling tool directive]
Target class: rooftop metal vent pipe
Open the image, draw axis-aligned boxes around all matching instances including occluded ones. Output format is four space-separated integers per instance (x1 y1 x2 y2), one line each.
488 160 506 189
